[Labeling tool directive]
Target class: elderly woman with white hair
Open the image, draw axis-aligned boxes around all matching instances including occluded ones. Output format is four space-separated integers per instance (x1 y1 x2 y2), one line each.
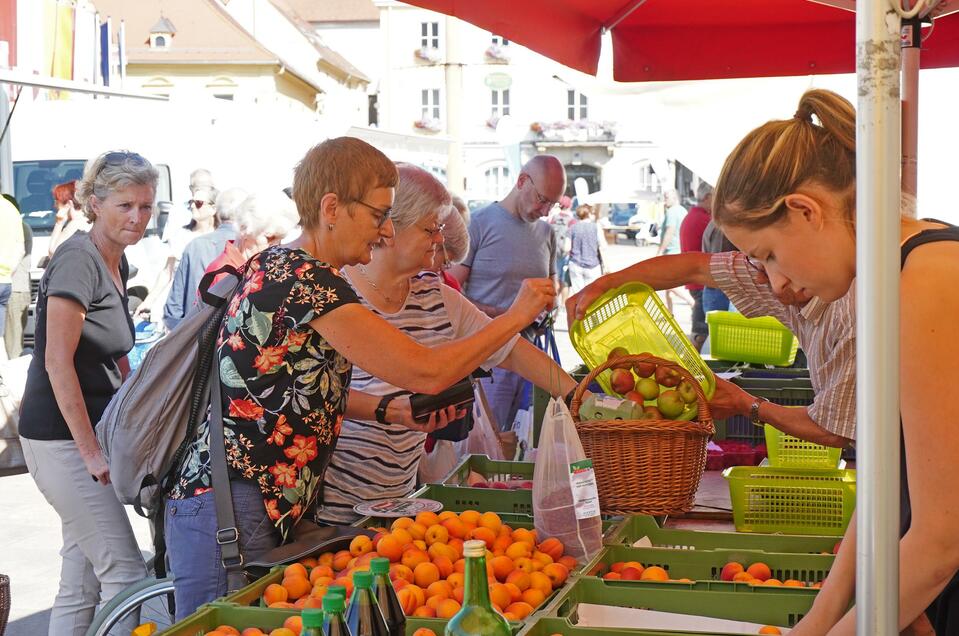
315 163 579 524
432 201 470 292
202 191 301 276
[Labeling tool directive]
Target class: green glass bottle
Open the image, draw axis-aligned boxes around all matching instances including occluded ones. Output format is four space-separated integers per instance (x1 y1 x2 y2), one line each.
302 607 325 636
445 540 511 636
345 570 389 636
370 557 406 636
322 593 353 636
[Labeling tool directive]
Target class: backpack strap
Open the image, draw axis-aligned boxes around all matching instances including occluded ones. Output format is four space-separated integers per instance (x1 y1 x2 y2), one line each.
208 348 248 592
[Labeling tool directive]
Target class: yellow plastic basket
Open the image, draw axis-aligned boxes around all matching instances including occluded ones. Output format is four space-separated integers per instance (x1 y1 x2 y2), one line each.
764 424 843 469
724 466 856 536
570 282 715 398
707 311 799 366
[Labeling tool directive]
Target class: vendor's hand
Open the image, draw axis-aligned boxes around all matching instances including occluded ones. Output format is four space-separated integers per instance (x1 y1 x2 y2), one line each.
566 278 612 327
707 377 753 420
508 278 557 325
133 305 152 321
81 448 111 485
388 396 464 434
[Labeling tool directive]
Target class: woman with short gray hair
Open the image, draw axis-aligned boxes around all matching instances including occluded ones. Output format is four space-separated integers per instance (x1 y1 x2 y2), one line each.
316 163 578 524
19 150 157 635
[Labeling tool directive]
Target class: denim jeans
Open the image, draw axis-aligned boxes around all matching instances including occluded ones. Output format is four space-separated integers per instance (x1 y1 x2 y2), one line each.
702 286 731 313
478 367 528 432
164 479 280 619
0 283 11 335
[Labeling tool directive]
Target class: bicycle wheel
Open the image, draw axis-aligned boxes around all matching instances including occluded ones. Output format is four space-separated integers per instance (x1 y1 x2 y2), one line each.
84 576 176 636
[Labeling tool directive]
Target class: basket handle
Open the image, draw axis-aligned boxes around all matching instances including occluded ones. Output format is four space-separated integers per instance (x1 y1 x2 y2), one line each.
570 354 712 424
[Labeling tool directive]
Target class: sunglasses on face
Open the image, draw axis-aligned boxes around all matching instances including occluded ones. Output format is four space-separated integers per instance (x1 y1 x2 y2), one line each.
191 200 212 209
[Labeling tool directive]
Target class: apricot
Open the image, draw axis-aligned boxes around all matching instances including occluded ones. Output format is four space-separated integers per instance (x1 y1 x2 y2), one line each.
758 628 782 635
401 548 430 571
458 510 481 525
415 511 440 527
529 571 553 595
490 555 515 582
522 587 547 607
543 563 570 587
435 598 462 619
505 601 535 619
282 616 302 634
391 517 414 530
426 579 453 599
407 522 428 541
268 629 296 636
470 526 497 548
413 562 440 588
478 511 503 533
332 550 352 572
376 534 404 563
720 562 744 581
640 566 669 582
490 582 512 609
503 582 523 603
558 555 578 571
537 537 564 561
350 535 373 558
424 524 450 546
505 542 532 560
412 606 436 618
746 562 772 582
432 555 454 578
506 570 531 592
411 629 438 636
215 628 240 636
284 563 308 580
263 583 288 605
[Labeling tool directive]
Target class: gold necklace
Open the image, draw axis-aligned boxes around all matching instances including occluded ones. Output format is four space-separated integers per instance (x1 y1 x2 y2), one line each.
356 266 408 303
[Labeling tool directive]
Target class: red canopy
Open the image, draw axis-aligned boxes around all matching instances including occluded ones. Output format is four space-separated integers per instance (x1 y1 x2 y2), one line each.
404 0 959 81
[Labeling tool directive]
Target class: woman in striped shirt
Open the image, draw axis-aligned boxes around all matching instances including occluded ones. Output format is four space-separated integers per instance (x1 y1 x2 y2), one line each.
316 164 578 524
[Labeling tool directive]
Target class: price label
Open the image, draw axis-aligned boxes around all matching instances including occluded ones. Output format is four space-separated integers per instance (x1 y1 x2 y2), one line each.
569 459 601 520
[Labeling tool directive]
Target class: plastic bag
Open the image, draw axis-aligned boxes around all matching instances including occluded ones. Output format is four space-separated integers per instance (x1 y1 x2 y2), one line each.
417 439 459 484
460 383 507 460
532 397 603 563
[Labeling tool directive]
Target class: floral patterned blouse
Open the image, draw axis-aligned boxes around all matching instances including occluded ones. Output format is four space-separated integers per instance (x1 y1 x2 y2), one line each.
169 246 359 541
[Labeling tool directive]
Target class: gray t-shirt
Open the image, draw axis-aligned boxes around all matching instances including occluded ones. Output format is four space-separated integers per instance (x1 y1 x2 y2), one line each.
702 220 737 253
462 202 556 311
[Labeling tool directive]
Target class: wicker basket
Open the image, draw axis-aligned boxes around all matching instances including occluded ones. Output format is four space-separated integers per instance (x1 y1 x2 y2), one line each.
0 574 9 636
571 354 714 516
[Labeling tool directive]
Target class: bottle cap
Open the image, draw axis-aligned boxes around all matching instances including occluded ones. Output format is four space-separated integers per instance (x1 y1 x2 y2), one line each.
323 593 346 612
302 607 324 628
328 584 347 598
463 539 487 558
353 570 373 589
370 557 390 575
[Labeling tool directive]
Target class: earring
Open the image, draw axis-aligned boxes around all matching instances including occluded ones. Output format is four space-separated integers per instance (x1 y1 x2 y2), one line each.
328 223 334 231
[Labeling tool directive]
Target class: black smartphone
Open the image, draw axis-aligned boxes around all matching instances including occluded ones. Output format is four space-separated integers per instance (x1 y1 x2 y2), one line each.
410 377 476 423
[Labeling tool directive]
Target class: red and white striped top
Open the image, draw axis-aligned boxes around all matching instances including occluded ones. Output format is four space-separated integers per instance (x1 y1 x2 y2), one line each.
710 252 857 440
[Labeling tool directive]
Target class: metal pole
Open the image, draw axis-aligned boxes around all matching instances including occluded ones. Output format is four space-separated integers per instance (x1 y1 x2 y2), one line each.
444 16 465 194
900 17 920 196
855 0 901 634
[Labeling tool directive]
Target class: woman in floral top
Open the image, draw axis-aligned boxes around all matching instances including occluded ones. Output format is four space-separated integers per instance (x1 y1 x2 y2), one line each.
165 138 556 618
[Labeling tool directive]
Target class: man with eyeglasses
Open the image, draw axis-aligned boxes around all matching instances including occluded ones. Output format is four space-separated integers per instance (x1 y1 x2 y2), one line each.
448 154 565 432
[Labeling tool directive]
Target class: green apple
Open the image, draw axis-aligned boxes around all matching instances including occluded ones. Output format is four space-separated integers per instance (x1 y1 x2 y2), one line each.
636 377 660 400
657 390 686 419
677 380 697 404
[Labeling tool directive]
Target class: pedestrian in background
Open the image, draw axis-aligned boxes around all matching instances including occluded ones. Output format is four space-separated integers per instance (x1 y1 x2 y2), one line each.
161 187 246 330
680 182 714 350
657 189 694 313
567 203 603 293
0 196 25 342
5 218 33 358
449 155 563 431
47 181 89 258
18 151 158 636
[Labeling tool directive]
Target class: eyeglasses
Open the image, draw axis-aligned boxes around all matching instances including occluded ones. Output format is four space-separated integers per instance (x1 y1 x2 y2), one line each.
190 200 211 209
439 243 452 269
352 200 393 228
421 222 446 238
524 174 558 209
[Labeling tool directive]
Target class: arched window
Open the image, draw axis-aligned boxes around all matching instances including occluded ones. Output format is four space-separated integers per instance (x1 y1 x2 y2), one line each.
142 76 174 97
483 164 511 199
207 77 239 101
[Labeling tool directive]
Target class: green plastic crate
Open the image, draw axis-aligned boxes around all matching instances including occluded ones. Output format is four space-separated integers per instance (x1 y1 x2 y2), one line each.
569 282 716 399
539 576 815 630
160 603 456 635
441 454 535 487
219 567 284 607
519 616 729 636
764 425 843 469
583 544 832 587
707 311 798 366
724 466 857 536
603 515 840 554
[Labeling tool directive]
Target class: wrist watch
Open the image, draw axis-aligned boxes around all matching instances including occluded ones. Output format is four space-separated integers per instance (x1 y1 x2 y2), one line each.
749 396 770 426
375 395 396 424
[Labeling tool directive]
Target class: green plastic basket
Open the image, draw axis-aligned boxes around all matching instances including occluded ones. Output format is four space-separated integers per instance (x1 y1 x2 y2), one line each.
161 603 457 635
539 576 815 631
707 311 799 366
764 425 843 469
441 454 535 487
724 466 857 536
723 387 816 445
603 515 840 554
570 282 715 399
583 544 832 587
519 616 727 636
